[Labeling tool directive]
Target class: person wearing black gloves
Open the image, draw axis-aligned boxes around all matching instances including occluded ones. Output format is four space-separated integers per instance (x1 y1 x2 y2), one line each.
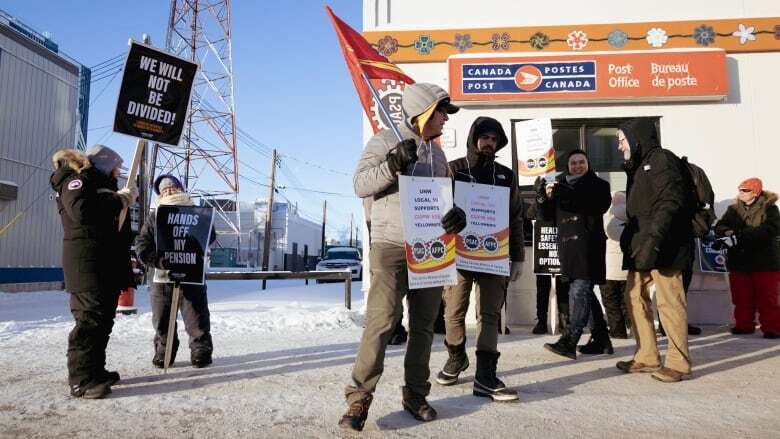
135 174 215 369
436 117 524 402
339 83 464 431
614 118 694 383
50 145 136 399
538 149 612 360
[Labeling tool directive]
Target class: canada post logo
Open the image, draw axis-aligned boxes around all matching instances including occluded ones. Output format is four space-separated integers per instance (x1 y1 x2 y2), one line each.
461 61 596 94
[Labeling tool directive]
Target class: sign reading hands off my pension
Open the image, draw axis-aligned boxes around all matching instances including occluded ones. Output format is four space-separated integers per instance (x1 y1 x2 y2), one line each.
155 205 214 285
399 176 457 289
454 181 510 276
114 42 198 145
449 48 728 104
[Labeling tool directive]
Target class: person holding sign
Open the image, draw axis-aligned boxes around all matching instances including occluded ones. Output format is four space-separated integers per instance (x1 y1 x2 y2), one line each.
435 117 523 402
50 145 137 399
340 83 466 431
714 178 780 339
538 149 612 360
135 175 216 368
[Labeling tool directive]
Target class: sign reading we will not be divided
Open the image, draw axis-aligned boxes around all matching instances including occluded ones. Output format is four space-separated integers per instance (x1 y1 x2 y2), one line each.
155 205 214 285
113 42 198 146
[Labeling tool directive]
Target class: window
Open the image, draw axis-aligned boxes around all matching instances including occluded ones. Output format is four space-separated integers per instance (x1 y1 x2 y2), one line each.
510 117 661 245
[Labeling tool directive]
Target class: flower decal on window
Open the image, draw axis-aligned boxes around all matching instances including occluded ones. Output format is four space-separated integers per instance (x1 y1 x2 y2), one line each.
376 36 399 57
693 25 716 46
566 30 588 50
646 27 668 48
491 32 511 51
453 33 472 53
529 32 550 50
607 29 628 49
775 25 780 40
414 35 435 55
731 24 756 45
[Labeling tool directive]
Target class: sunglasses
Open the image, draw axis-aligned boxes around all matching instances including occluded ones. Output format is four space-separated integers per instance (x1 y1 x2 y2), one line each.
739 188 752 193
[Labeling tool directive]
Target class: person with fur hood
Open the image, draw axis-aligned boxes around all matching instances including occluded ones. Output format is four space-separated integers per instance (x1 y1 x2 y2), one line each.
339 83 467 431
714 178 780 339
50 145 137 399
134 174 216 368
601 191 631 339
435 116 523 402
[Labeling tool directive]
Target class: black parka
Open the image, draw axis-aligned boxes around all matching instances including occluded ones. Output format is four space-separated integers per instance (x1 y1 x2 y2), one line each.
539 156 611 284
449 117 525 262
50 150 134 293
619 118 694 271
714 191 780 272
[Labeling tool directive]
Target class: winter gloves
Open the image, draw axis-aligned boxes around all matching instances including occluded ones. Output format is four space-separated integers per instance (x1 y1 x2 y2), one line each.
441 205 467 234
534 177 547 204
712 234 738 251
116 187 138 208
633 238 660 271
386 139 418 175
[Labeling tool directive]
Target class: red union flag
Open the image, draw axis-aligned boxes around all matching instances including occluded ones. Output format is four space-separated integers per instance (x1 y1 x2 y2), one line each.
325 6 414 133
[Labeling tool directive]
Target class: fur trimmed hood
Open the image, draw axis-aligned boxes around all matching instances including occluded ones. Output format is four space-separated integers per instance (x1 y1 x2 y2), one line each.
52 149 91 173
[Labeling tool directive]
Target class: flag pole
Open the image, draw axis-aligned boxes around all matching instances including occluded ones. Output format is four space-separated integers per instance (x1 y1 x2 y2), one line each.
360 71 403 142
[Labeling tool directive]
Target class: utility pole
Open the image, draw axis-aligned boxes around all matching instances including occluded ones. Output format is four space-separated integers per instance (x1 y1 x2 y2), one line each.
321 200 327 257
349 213 354 247
261 149 277 290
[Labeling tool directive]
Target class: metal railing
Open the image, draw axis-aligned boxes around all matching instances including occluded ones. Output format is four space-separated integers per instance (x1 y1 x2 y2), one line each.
205 270 353 309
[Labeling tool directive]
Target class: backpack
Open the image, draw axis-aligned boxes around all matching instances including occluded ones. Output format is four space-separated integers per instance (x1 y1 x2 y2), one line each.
681 156 716 238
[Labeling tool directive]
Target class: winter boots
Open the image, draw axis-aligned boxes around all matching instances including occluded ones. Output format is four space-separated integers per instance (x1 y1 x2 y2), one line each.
338 393 373 432
544 334 578 360
532 320 548 335
70 378 111 399
473 351 518 402
191 349 212 368
435 340 469 386
577 331 614 355
152 339 179 369
401 386 437 422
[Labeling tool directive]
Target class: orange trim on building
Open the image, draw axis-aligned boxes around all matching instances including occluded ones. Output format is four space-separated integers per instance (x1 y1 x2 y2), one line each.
449 49 728 104
364 17 780 63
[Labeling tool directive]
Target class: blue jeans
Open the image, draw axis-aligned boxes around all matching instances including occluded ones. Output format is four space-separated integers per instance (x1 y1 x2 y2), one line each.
567 279 608 343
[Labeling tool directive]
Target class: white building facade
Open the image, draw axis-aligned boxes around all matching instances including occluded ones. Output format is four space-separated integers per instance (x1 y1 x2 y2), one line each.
361 0 780 325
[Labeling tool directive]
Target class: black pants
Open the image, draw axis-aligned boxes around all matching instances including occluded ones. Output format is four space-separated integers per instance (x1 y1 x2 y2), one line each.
536 275 570 327
67 289 120 385
600 280 630 337
150 282 212 357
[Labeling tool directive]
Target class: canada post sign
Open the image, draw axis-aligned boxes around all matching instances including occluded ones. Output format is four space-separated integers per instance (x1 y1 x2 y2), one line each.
448 49 728 104
460 61 596 94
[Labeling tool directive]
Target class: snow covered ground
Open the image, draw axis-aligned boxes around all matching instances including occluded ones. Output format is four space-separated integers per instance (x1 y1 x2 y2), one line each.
1 280 778 438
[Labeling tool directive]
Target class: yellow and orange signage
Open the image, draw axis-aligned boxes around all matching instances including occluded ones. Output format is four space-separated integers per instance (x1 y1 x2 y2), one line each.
448 49 728 104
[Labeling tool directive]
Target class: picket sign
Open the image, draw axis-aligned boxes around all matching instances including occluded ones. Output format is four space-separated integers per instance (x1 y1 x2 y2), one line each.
398 176 457 289
454 181 510 276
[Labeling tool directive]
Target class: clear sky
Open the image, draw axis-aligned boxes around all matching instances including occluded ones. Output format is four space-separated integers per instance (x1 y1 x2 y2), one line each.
4 0 365 240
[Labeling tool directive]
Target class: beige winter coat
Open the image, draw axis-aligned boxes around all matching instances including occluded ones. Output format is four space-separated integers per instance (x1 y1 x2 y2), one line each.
604 191 628 281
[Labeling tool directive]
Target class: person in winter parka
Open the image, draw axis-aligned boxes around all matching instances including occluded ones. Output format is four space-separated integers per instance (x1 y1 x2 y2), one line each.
339 83 467 432
135 174 216 368
602 191 631 339
50 145 136 399
615 118 694 383
714 177 780 339
537 149 612 360
435 117 524 402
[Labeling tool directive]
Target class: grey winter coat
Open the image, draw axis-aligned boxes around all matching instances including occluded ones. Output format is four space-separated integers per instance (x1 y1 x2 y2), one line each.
354 90 452 247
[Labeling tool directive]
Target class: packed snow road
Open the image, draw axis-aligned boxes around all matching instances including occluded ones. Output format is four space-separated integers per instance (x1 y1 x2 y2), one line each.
1 280 778 438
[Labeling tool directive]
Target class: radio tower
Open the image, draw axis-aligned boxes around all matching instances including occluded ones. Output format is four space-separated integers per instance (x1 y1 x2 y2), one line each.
152 0 241 256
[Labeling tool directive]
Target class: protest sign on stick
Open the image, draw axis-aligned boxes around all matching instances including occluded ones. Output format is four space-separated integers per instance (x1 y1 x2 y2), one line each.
155 205 214 285
533 220 561 275
113 41 198 146
516 118 556 186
